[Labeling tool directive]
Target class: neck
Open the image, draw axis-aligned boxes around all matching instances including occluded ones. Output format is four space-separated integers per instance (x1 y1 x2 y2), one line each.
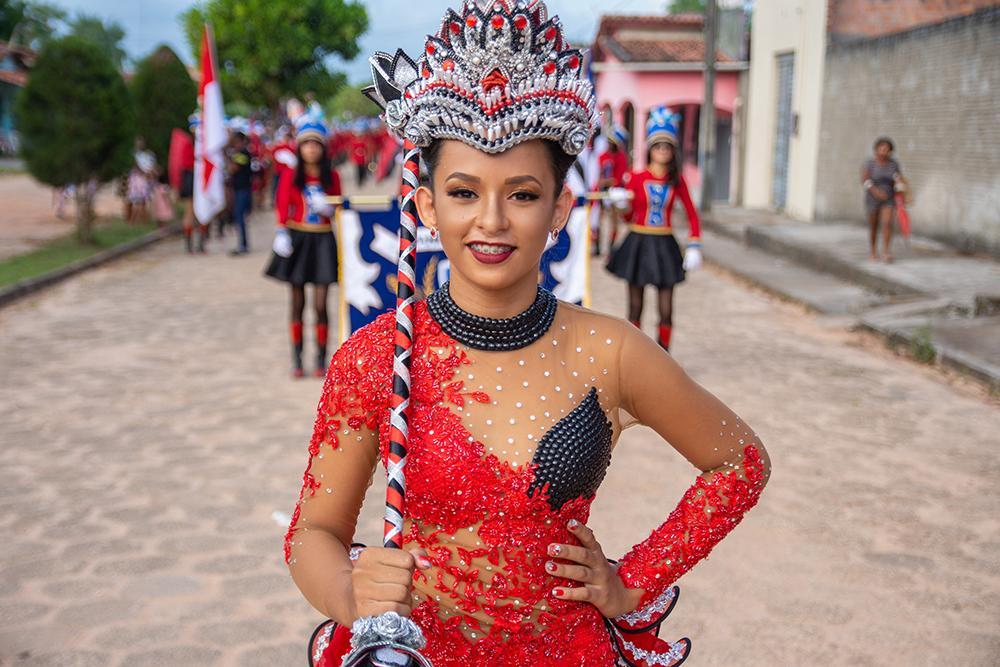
649 163 668 178
304 163 320 178
447 270 539 319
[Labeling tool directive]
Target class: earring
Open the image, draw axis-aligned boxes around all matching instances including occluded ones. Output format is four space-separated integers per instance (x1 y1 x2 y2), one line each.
550 229 560 240
430 228 439 239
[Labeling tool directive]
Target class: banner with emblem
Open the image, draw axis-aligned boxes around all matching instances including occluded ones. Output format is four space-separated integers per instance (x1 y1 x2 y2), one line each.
337 200 592 340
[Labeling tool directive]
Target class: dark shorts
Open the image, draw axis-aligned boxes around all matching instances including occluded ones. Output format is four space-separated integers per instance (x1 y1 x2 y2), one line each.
180 169 194 199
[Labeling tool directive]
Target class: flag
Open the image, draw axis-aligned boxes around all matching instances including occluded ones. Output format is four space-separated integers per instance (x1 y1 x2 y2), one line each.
194 24 226 225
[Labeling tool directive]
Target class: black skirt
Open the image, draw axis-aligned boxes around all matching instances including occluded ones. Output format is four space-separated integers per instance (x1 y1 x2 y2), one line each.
606 231 686 288
265 229 339 286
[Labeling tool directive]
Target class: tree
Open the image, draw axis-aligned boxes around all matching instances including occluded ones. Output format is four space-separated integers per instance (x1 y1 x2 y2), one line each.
667 0 706 13
67 13 128 69
326 83 379 121
131 45 197 168
1 0 66 49
181 0 367 110
15 36 135 242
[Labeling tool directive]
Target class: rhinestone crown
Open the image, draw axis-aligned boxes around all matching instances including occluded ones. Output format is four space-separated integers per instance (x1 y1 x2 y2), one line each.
363 0 599 155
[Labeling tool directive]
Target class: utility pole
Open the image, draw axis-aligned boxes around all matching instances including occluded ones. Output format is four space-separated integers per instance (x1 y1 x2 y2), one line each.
698 0 718 212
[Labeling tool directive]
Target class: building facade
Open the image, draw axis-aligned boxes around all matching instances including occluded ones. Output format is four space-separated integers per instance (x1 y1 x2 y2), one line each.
591 14 748 201
741 0 1000 254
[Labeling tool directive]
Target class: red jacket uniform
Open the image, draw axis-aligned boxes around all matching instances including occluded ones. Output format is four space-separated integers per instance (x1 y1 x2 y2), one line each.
599 150 628 188
622 170 701 241
275 171 342 231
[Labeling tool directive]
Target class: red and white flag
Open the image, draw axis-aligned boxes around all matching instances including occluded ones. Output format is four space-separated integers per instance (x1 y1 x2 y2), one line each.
194 24 226 225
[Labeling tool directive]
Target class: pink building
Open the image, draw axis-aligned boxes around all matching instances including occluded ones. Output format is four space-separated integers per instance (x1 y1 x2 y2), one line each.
591 14 747 200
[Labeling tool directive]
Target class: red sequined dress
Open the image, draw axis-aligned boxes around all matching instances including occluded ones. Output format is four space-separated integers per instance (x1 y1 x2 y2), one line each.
285 288 769 666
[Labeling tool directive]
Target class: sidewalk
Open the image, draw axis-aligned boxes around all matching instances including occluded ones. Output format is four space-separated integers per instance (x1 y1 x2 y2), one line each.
700 205 1000 390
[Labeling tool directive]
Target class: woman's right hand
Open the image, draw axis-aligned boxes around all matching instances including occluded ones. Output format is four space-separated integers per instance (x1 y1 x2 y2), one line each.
873 186 890 201
350 547 431 620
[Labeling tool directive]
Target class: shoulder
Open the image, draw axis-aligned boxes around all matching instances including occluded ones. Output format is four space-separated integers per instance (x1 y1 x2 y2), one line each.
556 301 635 350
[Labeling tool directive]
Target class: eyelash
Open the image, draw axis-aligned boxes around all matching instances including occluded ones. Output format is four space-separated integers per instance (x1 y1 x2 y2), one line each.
445 189 540 201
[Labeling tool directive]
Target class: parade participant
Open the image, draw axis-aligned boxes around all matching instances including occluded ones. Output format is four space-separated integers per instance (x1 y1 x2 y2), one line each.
598 124 630 253
349 123 369 187
169 116 209 253
265 108 342 378
227 130 254 255
605 108 702 352
127 145 157 225
284 2 769 665
270 125 297 207
862 136 903 262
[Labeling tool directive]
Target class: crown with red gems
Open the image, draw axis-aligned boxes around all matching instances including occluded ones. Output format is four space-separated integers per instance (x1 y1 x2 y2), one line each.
362 0 599 156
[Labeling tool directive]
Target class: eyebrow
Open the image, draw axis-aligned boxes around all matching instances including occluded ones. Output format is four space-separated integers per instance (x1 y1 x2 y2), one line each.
444 172 543 187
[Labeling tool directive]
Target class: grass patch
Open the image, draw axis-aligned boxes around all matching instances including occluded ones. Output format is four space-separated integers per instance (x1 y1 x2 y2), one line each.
909 326 937 364
0 219 158 289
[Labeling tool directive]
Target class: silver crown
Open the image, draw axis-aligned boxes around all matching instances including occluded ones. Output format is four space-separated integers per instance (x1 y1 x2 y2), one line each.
363 0 598 156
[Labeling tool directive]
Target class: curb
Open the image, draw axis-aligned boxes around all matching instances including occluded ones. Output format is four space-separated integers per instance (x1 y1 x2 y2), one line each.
0 224 181 309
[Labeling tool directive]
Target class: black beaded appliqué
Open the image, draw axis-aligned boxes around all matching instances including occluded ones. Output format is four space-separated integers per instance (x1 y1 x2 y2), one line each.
528 388 613 511
425 282 558 352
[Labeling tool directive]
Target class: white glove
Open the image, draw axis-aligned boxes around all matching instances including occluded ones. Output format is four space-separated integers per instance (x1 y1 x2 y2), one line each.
683 243 702 272
272 227 293 258
607 187 630 210
273 148 297 169
307 191 336 218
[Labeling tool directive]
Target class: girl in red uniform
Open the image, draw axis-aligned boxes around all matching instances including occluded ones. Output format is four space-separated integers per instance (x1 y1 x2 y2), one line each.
265 108 342 378
606 108 702 351
285 4 768 666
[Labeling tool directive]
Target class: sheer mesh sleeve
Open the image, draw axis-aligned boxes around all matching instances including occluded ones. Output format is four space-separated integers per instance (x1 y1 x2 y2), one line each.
284 313 394 618
613 321 771 612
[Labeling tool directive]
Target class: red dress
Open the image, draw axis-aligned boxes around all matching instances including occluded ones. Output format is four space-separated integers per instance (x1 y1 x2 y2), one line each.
286 297 768 666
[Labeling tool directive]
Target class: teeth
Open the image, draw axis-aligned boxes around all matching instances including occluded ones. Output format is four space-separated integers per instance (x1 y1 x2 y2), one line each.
470 243 513 254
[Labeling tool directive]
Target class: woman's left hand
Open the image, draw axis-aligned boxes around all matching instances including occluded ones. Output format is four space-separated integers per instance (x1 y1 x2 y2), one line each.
546 519 646 618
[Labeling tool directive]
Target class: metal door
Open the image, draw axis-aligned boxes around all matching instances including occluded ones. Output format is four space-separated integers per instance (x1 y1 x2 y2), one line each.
772 53 794 210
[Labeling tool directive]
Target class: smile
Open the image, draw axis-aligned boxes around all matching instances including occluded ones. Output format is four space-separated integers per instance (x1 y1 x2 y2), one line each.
467 242 516 264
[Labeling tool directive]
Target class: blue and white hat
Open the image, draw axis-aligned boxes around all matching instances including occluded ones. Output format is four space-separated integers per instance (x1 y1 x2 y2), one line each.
609 124 629 148
646 106 679 148
295 102 328 144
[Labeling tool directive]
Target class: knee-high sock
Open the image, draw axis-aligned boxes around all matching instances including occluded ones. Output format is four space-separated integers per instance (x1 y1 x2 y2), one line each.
290 321 304 370
316 323 329 372
658 324 672 351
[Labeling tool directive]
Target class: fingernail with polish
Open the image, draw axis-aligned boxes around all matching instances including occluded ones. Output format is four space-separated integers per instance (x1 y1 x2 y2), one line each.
554 588 564 597
546 561 556 572
549 544 561 556
418 558 432 568
567 519 579 529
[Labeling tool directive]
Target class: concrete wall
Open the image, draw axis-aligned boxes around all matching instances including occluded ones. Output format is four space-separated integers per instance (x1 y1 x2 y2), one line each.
814 8 1000 255
741 0 828 220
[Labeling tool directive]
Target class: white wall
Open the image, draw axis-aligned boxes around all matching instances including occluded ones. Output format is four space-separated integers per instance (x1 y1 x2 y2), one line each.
742 0 827 220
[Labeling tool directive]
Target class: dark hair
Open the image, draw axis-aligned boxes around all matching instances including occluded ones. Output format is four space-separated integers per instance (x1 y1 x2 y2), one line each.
421 139 576 196
873 136 894 152
646 141 681 186
294 139 333 192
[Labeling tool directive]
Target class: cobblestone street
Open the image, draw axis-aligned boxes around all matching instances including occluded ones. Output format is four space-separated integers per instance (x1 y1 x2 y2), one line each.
1 208 998 666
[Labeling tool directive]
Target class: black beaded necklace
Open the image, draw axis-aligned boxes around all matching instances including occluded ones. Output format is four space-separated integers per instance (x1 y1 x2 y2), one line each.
426 282 558 351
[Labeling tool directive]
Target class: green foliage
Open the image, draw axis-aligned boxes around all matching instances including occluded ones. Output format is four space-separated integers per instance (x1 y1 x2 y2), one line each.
326 83 379 121
909 327 937 364
667 0 706 13
181 0 368 109
67 12 128 69
131 45 197 168
14 36 136 241
0 0 65 49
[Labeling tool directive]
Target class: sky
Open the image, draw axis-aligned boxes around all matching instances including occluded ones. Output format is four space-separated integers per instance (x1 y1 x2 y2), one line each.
50 0 671 82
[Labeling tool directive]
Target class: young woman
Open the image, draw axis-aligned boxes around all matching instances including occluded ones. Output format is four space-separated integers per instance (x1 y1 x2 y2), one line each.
265 112 342 378
862 136 903 262
606 109 702 352
284 3 769 665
